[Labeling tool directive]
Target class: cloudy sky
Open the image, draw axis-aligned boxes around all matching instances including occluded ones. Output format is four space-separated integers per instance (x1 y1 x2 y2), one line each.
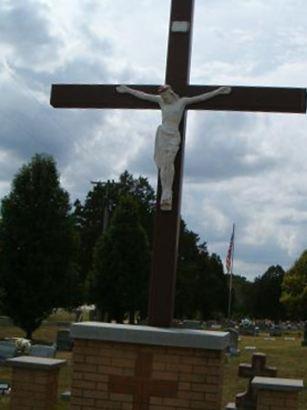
1 0 307 279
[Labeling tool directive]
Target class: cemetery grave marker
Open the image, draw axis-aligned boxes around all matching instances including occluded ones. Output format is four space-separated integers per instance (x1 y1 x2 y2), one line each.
0 341 16 364
56 329 73 351
0 382 10 395
30 344 56 358
226 355 304 410
235 353 277 409
226 328 240 356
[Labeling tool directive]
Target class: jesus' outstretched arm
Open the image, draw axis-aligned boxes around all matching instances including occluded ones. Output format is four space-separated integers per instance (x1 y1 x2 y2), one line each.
181 86 231 106
116 85 160 104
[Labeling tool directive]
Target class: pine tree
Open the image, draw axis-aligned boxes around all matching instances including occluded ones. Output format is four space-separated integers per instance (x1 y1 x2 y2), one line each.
0 154 79 338
91 196 150 323
74 171 155 300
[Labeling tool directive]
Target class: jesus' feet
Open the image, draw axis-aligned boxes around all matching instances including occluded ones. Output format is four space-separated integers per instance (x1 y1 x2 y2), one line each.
160 198 172 211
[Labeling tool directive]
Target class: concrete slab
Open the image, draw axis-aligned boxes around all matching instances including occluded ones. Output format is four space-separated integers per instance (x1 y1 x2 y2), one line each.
71 322 230 350
7 356 66 370
252 376 304 391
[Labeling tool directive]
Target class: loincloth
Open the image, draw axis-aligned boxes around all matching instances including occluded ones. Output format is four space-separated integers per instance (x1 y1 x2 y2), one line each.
154 125 181 168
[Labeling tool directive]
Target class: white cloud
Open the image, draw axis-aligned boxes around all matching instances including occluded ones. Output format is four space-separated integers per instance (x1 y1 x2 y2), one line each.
0 0 307 279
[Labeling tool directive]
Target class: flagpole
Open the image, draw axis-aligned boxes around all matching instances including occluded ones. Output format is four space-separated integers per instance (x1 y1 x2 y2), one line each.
227 223 235 319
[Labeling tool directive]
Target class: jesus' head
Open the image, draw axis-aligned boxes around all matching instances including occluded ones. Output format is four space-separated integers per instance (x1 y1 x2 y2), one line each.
158 85 179 104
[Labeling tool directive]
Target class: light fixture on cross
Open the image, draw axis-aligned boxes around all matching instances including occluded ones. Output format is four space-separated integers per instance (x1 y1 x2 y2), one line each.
50 0 307 327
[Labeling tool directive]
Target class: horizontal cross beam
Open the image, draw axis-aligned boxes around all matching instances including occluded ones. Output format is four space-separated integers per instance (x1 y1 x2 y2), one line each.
50 84 307 113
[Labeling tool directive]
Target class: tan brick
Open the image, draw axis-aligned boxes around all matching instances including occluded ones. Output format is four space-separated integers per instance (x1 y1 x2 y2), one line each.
73 362 98 373
73 353 86 363
152 361 166 371
181 356 207 365
83 388 108 399
190 400 206 408
208 358 222 365
71 396 95 406
110 392 133 402
71 386 82 398
178 382 191 390
98 365 125 375
177 389 205 401
205 392 219 401
192 383 219 393
150 396 163 405
111 357 135 368
72 379 96 390
95 399 122 409
166 362 193 373
152 370 178 381
94 383 108 393
206 375 220 384
83 372 107 382
121 404 133 410
162 397 190 407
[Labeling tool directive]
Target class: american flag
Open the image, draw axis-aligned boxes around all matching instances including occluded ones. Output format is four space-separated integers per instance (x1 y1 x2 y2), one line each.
226 224 235 274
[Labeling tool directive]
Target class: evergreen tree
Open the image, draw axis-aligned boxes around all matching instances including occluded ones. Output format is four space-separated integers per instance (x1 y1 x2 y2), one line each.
74 171 155 299
175 221 202 318
91 196 150 323
0 154 79 338
196 248 228 320
231 275 254 317
251 265 286 321
282 251 307 320
175 222 228 320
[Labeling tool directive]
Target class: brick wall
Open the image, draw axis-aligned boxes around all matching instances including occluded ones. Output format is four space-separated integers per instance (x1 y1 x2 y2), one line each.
256 389 299 410
71 339 225 410
10 367 60 410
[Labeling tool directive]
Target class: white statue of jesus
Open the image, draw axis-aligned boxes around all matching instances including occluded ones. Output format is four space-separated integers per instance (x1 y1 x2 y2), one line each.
117 84 231 210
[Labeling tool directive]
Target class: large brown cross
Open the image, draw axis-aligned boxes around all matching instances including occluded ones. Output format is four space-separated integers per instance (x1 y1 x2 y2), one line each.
108 351 177 410
50 0 306 327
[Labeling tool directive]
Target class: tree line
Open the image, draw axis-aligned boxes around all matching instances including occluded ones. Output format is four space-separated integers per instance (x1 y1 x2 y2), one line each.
0 154 306 338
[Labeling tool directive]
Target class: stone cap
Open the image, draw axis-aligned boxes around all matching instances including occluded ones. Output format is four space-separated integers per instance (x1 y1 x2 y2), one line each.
6 356 66 371
252 376 304 392
71 322 230 350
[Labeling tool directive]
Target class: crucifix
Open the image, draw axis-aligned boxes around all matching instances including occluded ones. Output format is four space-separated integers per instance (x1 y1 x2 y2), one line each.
50 0 306 328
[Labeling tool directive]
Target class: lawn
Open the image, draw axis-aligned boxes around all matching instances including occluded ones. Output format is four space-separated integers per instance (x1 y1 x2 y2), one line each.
0 321 306 409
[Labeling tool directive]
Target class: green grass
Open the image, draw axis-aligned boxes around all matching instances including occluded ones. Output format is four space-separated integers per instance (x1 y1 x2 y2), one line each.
0 321 306 409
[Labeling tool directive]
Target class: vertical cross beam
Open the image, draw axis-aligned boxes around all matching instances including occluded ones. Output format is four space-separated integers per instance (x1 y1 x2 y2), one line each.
148 0 194 327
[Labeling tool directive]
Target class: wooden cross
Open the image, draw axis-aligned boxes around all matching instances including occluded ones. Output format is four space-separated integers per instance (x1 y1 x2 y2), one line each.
50 0 307 327
108 351 177 410
236 353 277 409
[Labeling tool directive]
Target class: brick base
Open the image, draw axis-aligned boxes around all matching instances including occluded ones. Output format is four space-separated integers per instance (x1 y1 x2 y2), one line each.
71 339 225 410
7 356 66 410
10 366 60 410
256 389 298 410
